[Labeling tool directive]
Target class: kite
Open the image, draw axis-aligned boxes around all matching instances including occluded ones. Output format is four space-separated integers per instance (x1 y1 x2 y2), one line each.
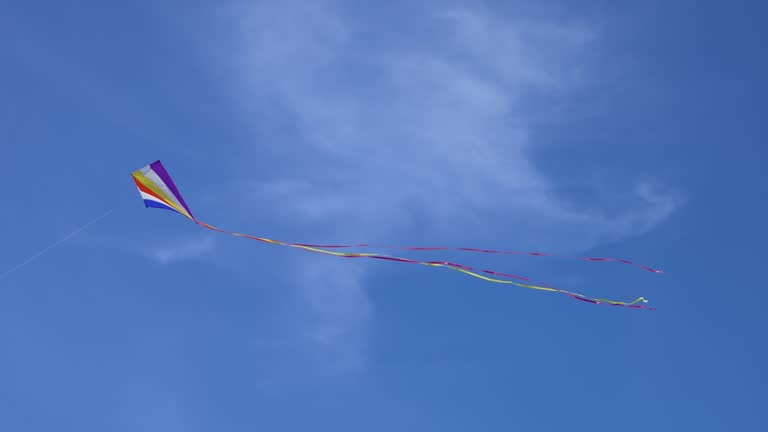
132 160 659 310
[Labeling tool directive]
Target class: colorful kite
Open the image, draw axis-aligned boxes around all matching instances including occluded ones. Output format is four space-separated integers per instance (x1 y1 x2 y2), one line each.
132 160 659 310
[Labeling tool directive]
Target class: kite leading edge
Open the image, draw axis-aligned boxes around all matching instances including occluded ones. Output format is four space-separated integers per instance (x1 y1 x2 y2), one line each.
131 161 658 310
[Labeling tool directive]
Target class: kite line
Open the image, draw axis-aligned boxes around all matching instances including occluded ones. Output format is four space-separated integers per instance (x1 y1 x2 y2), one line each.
0 210 113 280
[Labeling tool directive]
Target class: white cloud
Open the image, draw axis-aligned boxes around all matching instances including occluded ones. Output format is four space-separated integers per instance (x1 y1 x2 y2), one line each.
294 257 371 372
146 236 216 264
200 0 682 369
217 0 684 245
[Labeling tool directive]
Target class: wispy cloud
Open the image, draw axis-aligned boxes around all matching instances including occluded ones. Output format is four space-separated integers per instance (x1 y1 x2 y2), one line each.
201 0 682 370
146 236 216 264
218 1 681 242
293 257 371 372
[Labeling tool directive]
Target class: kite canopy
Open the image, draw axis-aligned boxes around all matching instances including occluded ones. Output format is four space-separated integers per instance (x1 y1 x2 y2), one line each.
131 160 195 221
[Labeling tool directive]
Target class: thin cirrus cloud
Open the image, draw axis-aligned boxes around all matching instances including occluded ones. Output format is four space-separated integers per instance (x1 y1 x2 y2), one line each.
197 0 682 370
146 236 216 265
216 0 681 246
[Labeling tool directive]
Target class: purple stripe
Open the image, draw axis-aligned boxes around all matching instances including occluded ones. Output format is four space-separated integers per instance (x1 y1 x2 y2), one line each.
149 160 194 219
572 296 598 304
370 256 416 263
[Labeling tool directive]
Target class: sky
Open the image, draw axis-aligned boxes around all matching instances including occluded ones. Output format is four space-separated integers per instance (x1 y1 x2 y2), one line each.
1 0 766 430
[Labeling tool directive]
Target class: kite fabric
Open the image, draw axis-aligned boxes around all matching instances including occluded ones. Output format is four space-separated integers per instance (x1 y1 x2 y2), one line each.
132 161 659 310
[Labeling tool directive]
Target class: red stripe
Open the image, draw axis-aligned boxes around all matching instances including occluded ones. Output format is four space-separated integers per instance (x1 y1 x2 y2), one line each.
132 176 174 207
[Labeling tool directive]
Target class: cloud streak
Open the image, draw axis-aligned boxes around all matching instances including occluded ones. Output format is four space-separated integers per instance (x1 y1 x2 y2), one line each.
220 1 680 243
200 0 682 370
146 236 216 265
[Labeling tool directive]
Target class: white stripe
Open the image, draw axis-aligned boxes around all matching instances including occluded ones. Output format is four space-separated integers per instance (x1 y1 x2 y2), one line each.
143 168 183 210
137 171 192 218
140 191 178 211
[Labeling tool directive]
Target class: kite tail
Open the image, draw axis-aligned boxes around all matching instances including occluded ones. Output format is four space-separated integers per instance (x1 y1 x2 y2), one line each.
195 221 654 310
131 160 658 310
290 243 663 274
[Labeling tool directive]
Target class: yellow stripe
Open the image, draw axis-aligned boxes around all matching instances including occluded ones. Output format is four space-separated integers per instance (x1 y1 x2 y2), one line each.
132 170 192 219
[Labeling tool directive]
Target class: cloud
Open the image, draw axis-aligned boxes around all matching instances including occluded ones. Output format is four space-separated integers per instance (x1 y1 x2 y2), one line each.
146 236 216 264
608 181 684 239
201 0 682 369
293 257 371 372
220 0 680 241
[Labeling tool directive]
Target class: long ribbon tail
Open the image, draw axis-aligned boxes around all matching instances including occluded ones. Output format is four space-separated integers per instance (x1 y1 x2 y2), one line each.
195 221 654 310
289 243 663 274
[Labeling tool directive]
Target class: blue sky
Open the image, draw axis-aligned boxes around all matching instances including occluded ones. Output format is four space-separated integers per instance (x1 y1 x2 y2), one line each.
1 0 766 430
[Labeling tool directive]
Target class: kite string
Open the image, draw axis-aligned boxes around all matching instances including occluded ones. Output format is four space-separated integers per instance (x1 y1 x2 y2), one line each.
0 209 113 280
194 221 653 310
